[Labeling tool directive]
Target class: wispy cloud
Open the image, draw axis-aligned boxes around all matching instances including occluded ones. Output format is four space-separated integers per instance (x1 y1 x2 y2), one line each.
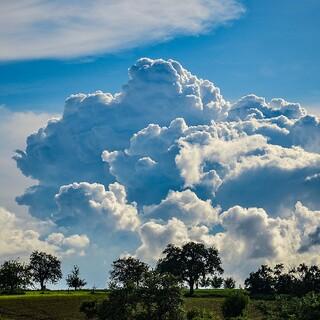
0 0 244 60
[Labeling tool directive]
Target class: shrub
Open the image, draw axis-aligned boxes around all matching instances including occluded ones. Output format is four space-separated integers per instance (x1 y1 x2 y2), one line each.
80 301 97 319
81 270 185 320
222 291 249 319
260 292 320 320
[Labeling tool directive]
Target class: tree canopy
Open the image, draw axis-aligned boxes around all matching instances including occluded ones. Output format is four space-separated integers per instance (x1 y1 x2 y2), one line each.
0 259 30 294
157 242 223 295
110 257 149 288
29 251 62 291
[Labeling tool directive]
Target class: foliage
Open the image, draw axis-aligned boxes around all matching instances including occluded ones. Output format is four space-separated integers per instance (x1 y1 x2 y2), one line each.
66 265 87 290
0 259 31 294
260 292 320 320
291 263 320 295
210 276 224 289
29 251 62 291
82 257 185 320
157 242 223 295
245 263 320 296
79 300 97 319
244 264 274 295
109 257 149 288
224 277 236 289
222 291 249 319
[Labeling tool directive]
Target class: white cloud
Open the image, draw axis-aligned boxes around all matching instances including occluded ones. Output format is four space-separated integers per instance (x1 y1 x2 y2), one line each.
144 189 219 226
0 0 244 60
0 207 90 261
8 57 320 282
135 202 320 281
0 107 56 215
55 182 140 232
135 218 190 262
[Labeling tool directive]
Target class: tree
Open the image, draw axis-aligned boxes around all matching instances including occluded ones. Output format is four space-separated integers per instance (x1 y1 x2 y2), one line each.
211 276 224 289
157 242 223 295
244 264 275 295
139 271 184 320
273 263 295 294
66 265 86 290
224 277 236 289
290 263 320 295
81 270 185 320
110 257 149 287
0 259 31 294
29 251 62 291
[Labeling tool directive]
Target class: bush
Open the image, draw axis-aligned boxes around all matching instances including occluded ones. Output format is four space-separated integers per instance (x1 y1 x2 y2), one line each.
80 301 97 319
222 291 249 319
260 292 320 320
81 271 185 320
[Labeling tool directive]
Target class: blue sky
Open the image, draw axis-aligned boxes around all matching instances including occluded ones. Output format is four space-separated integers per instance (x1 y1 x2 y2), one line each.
1 0 319 114
1 0 320 288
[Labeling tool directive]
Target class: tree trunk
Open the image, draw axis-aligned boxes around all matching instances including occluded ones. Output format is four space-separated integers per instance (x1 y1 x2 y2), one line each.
40 280 45 292
189 280 194 296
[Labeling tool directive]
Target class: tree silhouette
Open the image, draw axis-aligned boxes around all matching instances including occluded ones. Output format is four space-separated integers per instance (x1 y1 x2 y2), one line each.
29 251 62 291
157 242 223 295
0 259 30 294
66 265 86 290
110 257 149 288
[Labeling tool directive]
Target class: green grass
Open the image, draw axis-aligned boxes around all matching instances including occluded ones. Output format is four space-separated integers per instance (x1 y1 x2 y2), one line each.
0 289 268 320
0 290 107 300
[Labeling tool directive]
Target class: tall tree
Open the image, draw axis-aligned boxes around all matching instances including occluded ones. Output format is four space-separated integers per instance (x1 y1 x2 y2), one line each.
110 257 149 288
66 265 86 290
157 242 223 295
29 251 62 291
0 259 30 294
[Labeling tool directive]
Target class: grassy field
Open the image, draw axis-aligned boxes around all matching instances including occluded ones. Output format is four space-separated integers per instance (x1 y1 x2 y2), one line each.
0 289 267 320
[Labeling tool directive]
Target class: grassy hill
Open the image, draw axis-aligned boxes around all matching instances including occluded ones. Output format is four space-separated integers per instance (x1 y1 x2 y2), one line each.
0 289 267 320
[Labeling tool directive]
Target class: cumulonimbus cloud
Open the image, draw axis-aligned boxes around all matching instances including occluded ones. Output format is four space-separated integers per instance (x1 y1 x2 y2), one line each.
11 57 320 281
0 0 244 60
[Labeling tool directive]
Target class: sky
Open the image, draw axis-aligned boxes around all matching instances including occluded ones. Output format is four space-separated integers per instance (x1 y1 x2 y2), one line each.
0 0 320 288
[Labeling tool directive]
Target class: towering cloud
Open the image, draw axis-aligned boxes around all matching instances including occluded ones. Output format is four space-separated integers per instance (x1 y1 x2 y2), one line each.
13 58 320 282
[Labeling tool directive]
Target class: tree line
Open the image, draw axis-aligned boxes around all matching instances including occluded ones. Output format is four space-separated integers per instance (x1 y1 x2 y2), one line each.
245 263 320 296
1 242 320 298
0 251 85 293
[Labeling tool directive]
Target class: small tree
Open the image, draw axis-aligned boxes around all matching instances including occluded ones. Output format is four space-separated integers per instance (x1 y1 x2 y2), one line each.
157 242 223 295
110 257 149 287
0 259 30 294
66 265 86 290
224 277 236 289
29 251 62 291
211 276 224 289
